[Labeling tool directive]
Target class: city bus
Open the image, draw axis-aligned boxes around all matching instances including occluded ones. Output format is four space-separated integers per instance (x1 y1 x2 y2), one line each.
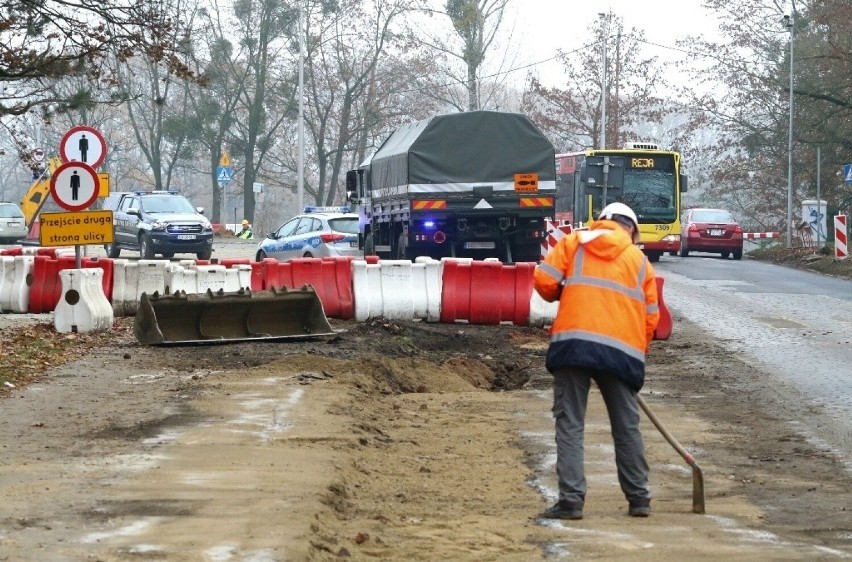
555 142 688 262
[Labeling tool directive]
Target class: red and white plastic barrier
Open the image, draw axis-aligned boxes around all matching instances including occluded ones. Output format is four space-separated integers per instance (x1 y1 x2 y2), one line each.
744 232 779 240
835 215 848 260
541 220 573 259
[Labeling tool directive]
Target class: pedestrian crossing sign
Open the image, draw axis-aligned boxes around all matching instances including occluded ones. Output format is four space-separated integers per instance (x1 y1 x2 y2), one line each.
843 163 852 184
217 166 233 185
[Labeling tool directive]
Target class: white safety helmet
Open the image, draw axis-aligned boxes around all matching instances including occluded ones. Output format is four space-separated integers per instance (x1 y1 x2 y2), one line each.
598 202 640 243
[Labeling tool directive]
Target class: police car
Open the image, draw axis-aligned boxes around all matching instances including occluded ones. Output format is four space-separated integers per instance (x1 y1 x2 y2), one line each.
255 206 361 261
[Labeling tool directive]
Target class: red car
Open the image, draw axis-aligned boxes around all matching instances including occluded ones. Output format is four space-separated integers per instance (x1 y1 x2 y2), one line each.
679 208 744 260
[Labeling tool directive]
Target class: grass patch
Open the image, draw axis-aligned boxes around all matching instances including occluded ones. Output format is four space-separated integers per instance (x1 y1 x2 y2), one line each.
747 243 852 280
0 320 131 394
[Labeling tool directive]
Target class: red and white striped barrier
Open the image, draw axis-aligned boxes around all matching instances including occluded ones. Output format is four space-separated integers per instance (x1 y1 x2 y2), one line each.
835 215 848 260
744 232 779 240
541 220 574 259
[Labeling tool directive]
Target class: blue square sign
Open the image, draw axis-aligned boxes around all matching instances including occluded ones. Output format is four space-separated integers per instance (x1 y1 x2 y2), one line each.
844 163 852 184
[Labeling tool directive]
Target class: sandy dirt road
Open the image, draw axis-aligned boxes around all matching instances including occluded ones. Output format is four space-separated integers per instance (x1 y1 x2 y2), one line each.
1 303 851 561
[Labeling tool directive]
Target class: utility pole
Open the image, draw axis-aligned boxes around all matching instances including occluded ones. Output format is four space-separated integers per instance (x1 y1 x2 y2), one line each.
598 12 608 151
783 11 795 248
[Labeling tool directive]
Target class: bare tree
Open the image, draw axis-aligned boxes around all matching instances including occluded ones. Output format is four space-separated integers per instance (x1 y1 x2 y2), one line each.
412 0 513 111
677 0 852 227
522 15 668 152
0 0 201 119
297 0 424 207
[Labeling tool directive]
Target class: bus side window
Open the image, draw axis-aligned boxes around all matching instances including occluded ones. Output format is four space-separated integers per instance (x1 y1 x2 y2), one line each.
680 173 688 192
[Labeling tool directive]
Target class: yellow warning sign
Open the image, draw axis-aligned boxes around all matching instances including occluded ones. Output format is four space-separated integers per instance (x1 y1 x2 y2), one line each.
220 152 231 167
39 210 114 247
514 173 539 193
98 172 110 197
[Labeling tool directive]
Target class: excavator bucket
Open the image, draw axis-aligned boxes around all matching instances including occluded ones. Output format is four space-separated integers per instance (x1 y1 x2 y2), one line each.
134 286 335 345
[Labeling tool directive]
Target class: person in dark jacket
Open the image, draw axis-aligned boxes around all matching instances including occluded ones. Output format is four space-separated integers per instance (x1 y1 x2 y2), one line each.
533 202 660 520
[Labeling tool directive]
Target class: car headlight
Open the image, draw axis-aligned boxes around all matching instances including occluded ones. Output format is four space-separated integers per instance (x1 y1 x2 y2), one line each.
150 220 167 230
201 220 212 231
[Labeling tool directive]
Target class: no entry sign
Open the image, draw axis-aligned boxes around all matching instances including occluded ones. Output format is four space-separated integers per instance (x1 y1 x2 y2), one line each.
49 161 100 211
59 125 108 169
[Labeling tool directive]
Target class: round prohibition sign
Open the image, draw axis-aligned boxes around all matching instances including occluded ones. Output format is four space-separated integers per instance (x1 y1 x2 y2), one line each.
59 125 108 169
49 161 100 211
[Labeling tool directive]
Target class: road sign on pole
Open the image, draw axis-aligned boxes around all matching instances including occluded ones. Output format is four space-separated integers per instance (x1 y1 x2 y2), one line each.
49 161 100 211
59 125 108 169
216 166 233 186
843 163 852 184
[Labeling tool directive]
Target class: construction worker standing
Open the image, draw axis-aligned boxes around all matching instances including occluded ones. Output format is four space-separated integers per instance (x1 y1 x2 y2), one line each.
237 219 253 240
533 202 660 520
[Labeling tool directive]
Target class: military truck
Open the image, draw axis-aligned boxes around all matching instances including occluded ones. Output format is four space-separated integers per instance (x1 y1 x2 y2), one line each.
346 111 556 263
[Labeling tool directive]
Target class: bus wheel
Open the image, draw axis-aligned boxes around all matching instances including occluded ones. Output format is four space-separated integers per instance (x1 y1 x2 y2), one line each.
647 252 661 263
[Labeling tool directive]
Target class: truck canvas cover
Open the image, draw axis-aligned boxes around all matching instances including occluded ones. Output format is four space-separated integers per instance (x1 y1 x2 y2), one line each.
367 111 556 195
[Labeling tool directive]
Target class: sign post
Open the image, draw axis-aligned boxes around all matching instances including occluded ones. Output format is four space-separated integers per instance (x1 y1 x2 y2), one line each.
47 126 112 268
217 152 233 228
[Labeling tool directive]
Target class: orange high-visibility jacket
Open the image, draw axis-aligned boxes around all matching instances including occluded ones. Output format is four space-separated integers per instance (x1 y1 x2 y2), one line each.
534 219 660 391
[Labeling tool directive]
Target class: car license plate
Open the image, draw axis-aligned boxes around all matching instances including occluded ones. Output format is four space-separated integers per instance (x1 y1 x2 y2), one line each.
9 221 22 227
464 241 496 250
177 234 196 240
709 229 723 236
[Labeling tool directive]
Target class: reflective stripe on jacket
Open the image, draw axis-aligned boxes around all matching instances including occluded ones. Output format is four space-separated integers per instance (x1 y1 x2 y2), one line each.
533 219 660 391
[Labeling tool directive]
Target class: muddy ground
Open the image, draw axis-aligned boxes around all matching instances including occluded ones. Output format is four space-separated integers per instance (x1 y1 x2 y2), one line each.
1 306 851 561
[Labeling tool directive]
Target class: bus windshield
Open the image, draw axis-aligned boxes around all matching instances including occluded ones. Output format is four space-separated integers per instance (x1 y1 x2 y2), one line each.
617 154 677 223
620 168 677 223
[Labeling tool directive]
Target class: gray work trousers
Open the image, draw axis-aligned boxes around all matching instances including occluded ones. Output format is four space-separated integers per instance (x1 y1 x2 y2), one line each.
552 366 651 505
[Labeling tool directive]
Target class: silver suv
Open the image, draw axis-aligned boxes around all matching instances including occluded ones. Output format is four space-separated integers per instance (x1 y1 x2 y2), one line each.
0 202 28 243
101 191 213 259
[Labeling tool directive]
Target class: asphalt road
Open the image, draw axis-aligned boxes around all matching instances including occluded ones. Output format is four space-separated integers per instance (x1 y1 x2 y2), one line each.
654 253 852 468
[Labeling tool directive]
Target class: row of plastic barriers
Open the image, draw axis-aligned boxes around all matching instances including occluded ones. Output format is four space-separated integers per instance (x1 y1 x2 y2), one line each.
0 246 671 337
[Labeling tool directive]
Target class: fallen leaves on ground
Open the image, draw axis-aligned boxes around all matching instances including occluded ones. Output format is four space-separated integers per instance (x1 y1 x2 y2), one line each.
0 319 132 393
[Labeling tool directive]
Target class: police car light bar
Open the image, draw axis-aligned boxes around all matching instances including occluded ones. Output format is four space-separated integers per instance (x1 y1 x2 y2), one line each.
304 205 351 214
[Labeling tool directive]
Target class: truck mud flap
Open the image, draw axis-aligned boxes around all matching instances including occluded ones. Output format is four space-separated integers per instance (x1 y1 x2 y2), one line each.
134 287 335 345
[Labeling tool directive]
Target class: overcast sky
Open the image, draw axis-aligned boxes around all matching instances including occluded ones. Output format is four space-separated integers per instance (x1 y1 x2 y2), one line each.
505 0 725 87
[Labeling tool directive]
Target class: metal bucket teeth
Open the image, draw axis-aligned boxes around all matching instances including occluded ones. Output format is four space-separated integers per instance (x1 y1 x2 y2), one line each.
134 286 334 345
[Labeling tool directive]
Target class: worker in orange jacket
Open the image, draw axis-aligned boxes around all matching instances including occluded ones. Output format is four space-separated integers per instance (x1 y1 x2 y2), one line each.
534 202 660 520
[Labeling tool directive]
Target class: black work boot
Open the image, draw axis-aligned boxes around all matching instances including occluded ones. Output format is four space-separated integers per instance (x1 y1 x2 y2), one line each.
541 500 584 520
628 498 651 517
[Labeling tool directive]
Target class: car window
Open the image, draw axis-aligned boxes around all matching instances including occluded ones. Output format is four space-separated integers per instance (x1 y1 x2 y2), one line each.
276 217 300 238
328 217 359 234
692 210 735 223
293 217 314 235
0 204 24 219
119 196 137 212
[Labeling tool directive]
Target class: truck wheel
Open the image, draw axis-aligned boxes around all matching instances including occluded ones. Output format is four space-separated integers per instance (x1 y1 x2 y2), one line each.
364 232 375 256
395 233 408 260
503 241 513 264
139 234 156 259
104 241 120 258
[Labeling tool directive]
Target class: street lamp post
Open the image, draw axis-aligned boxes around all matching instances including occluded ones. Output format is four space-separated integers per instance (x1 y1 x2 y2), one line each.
297 1 305 212
598 12 608 151
783 12 794 248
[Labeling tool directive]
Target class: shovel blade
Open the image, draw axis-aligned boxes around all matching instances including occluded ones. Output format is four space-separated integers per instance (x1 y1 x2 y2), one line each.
134 286 334 345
